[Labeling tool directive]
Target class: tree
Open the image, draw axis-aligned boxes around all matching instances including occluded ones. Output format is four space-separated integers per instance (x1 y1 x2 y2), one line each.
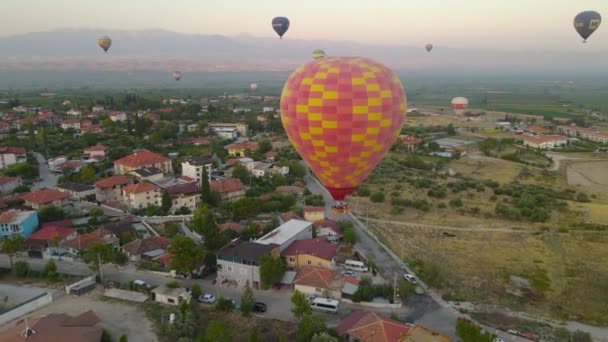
258 140 273 154
231 197 260 220
553 328 571 342
38 205 66 223
101 329 113 342
571 331 593 342
191 283 202 299
119 335 128 342
297 315 327 342
161 190 172 214
74 165 97 184
13 261 29 277
291 290 311 319
205 320 232 342
12 184 31 193
455 319 494 342
248 328 262 342
191 207 222 252
398 280 415 300
169 236 204 276
311 332 338 342
240 281 255 316
370 192 385 203
200 167 211 203
232 164 249 184
215 297 234 312
259 254 285 289
1 235 24 268
3 162 38 179
342 225 358 246
44 259 57 274
83 242 114 271
88 207 104 226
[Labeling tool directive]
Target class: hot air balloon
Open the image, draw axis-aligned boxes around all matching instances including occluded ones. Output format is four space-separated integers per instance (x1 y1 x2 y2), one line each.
574 11 602 42
97 36 112 53
172 71 182 81
312 49 326 59
281 57 407 214
451 97 469 115
425 44 433 52
272 17 290 39
250 83 258 92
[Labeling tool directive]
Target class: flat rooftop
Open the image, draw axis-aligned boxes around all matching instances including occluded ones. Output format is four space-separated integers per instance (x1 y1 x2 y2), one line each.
256 219 312 246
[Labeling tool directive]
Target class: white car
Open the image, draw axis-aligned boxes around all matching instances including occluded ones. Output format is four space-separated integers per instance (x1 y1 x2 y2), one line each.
403 274 417 284
198 293 216 304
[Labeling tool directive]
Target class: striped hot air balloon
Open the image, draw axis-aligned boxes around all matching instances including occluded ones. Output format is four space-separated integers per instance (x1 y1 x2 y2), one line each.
451 97 469 115
280 57 407 213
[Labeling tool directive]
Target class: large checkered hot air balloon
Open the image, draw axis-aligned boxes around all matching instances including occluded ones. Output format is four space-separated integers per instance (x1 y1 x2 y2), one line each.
281 57 407 214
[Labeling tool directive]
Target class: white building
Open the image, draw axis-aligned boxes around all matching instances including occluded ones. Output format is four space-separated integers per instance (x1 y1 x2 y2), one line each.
523 135 568 149
109 112 128 122
217 240 280 288
181 155 213 186
263 107 275 113
0 146 27 169
232 107 251 114
256 219 313 252
66 109 82 116
208 123 248 136
212 127 238 139
152 285 191 305
246 162 289 178
92 105 105 112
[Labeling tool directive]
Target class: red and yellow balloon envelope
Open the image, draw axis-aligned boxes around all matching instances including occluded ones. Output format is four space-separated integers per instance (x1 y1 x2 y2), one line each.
280 57 407 215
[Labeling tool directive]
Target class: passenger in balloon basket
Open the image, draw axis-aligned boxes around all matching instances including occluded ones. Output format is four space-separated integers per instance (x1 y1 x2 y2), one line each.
331 201 351 215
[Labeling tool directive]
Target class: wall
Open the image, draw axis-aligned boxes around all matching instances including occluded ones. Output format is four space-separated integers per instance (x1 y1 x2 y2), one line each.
294 284 341 300
0 292 53 326
65 275 96 295
217 259 260 287
304 211 324 223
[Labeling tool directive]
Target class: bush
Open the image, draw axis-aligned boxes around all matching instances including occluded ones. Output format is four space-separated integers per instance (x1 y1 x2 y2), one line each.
357 186 371 197
437 202 447 209
449 198 463 208
13 261 29 277
370 192 385 203
215 297 234 312
166 281 179 288
576 193 590 203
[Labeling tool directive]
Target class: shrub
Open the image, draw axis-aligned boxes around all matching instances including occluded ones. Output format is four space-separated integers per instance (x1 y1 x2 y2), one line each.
166 281 179 288
370 192 385 203
357 186 371 197
449 198 463 208
215 297 234 312
13 261 29 277
437 202 447 209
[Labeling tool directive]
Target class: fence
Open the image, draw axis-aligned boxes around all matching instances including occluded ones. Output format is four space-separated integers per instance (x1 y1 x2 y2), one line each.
0 292 53 326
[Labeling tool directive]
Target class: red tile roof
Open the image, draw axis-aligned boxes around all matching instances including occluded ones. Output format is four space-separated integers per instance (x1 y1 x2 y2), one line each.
219 222 243 233
276 185 305 194
282 238 337 261
226 141 259 151
264 151 277 157
122 236 170 256
94 175 131 189
0 146 26 154
27 225 76 242
84 144 107 152
313 219 341 234
0 176 19 185
399 135 423 145
21 189 71 204
280 211 303 222
114 150 170 168
337 311 369 336
523 135 567 145
167 182 199 196
210 178 245 193
347 312 411 342
123 182 160 194
0 211 15 224
304 206 324 213
61 228 114 251
294 266 335 289
525 126 550 134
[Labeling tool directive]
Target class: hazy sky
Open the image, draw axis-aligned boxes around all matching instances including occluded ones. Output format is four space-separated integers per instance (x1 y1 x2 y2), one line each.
3 0 607 49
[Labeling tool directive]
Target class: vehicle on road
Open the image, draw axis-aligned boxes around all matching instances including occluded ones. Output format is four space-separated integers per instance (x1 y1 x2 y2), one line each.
198 294 216 304
403 273 417 284
494 338 505 342
344 259 369 272
414 286 424 295
133 280 151 289
253 302 267 313
306 295 316 303
343 270 356 277
310 297 339 314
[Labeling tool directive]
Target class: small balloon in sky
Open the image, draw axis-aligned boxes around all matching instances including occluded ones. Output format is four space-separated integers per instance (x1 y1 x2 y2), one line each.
574 11 602 42
172 71 182 81
425 44 433 52
97 35 112 52
272 17 290 39
312 49 326 59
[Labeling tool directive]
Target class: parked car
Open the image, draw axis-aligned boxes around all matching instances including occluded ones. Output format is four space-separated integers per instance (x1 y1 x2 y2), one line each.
343 270 356 277
306 295 316 303
403 274 417 284
253 302 267 313
133 280 151 289
198 293 216 304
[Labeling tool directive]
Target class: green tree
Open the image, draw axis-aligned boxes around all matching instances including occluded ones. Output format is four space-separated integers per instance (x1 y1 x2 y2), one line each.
455 319 494 342
288 161 305 178
13 260 30 277
44 259 57 274
191 206 222 252
101 329 113 342
3 163 38 179
311 332 338 342
200 167 211 203
83 242 114 272
342 226 358 246
119 335 128 342
204 320 231 342
12 184 31 193
291 290 311 320
74 165 97 184
259 255 285 289
370 192 385 203
231 197 260 220
1 235 24 268
571 330 593 342
161 190 172 214
553 328 571 342
88 207 104 226
169 236 204 276
240 281 255 316
398 280 415 300
191 283 202 299
215 297 234 312
258 140 273 154
297 315 327 342
248 328 262 342
26 121 36 149
38 205 66 223
232 164 249 184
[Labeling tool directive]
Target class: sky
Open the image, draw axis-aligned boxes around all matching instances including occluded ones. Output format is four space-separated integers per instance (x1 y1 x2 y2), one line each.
2 0 607 50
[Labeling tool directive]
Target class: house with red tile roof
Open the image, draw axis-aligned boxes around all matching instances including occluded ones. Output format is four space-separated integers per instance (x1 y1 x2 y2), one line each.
0 310 103 342
263 150 278 162
60 119 81 130
523 135 567 149
0 146 26 169
167 182 200 214
20 189 71 210
398 135 423 152
61 228 119 254
210 178 245 202
303 206 325 222
313 219 342 237
122 236 170 261
398 324 452 342
275 185 305 197
0 176 21 195
94 175 133 202
281 238 337 271
25 223 77 259
337 311 412 342
525 125 551 135
122 182 162 210
280 211 303 223
113 150 173 175
293 266 341 299
108 111 127 122
219 222 243 234
84 144 108 160
558 124 608 144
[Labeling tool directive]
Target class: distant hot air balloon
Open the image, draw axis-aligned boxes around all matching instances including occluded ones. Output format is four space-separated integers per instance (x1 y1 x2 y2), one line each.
281 57 407 214
451 97 469 115
272 17 290 39
312 49 326 59
574 11 602 42
425 44 433 52
172 71 182 81
97 36 112 53
250 83 258 92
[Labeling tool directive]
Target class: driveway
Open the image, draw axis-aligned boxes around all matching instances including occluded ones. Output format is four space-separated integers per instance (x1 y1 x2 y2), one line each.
31 152 58 190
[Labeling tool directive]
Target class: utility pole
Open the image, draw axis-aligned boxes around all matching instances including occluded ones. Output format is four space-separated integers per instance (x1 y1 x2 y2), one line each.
393 272 398 304
97 253 104 285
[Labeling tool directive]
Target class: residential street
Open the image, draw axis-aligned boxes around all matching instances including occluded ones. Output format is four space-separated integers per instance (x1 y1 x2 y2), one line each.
31 151 58 190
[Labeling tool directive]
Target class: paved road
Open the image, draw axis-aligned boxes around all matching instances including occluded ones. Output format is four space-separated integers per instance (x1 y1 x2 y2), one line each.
31 152 58 190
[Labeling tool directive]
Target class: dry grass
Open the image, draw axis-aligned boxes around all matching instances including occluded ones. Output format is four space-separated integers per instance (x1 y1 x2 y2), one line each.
449 155 523 184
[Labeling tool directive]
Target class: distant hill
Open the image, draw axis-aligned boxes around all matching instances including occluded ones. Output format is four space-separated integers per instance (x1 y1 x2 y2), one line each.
1 29 607 75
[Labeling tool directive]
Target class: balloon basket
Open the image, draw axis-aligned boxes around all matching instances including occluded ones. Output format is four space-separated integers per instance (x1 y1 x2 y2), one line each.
331 202 351 216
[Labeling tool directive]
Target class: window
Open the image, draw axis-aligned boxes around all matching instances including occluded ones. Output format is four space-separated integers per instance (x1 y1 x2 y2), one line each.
168 298 175 304
227 266 233 272
315 288 322 293
289 257 295 262
307 260 311 265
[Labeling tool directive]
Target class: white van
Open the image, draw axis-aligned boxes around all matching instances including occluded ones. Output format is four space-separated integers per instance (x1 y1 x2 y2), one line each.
344 259 369 272
133 280 150 288
310 298 339 314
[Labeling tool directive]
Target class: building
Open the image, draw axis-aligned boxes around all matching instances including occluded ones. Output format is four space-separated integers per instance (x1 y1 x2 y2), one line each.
557 124 608 144
167 182 200 214
0 146 26 169
122 182 162 210
60 119 81 130
66 109 82 116
522 135 567 149
0 176 21 195
256 219 313 252
210 178 245 202
92 105 105 112
263 151 278 162
0 210 39 239
55 182 95 200
303 206 325 223
122 236 170 262
83 144 108 160
114 150 173 175
313 219 342 238
525 126 551 135
275 185 305 197
61 228 119 254
152 284 192 305
217 240 280 288
108 111 127 122
337 311 412 342
0 310 103 342
20 189 71 210
25 222 77 259
208 122 248 136
213 127 238 139
399 324 452 342
280 211 304 223
246 162 289 178
282 238 337 270
225 141 259 157
398 135 423 152
181 155 213 186
293 266 341 299
94 175 133 202
129 167 164 182
263 106 275 113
